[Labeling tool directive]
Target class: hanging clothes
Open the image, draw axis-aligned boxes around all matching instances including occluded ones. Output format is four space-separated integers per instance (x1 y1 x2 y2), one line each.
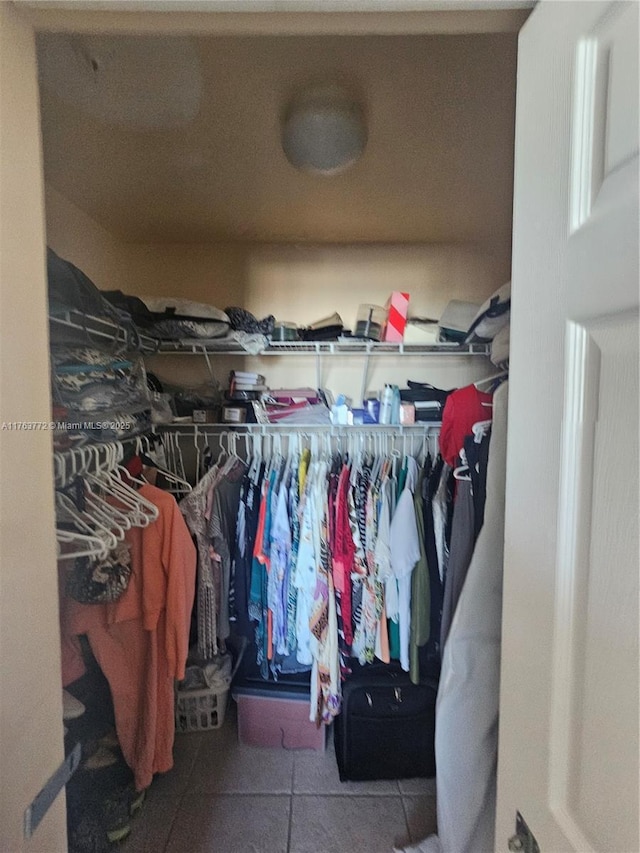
233 459 264 640
409 460 431 685
389 456 421 672
440 478 475 650
439 384 493 467
424 459 448 674
174 428 465 723
429 381 508 853
464 431 491 539
62 483 196 791
208 457 246 644
180 464 223 658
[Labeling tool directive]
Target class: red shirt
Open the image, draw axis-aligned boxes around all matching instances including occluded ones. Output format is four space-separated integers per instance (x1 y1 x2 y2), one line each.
439 384 493 466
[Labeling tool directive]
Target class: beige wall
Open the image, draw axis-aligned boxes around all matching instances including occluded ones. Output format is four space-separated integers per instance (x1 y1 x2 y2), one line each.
0 5 67 852
119 240 508 323
45 182 126 291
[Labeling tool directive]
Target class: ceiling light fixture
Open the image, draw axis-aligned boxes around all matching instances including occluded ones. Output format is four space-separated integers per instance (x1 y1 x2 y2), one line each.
282 84 367 176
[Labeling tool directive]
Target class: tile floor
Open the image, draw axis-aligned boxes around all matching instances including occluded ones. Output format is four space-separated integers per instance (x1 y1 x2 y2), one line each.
121 701 437 853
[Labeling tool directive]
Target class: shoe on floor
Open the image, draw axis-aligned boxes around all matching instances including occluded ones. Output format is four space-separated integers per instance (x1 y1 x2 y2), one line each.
106 823 130 845
62 689 86 721
98 729 120 750
84 746 119 771
129 787 146 817
100 787 132 845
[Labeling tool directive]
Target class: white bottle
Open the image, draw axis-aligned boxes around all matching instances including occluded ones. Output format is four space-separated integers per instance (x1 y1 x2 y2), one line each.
379 384 393 425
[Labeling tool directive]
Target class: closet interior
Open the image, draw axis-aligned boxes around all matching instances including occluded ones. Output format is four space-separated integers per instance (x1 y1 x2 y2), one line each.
37 12 521 852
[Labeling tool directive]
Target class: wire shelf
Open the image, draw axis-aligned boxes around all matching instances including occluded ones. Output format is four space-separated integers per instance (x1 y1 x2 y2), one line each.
155 339 490 356
49 311 161 353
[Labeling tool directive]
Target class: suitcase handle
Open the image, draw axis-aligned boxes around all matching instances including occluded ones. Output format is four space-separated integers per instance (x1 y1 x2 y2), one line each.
364 688 403 709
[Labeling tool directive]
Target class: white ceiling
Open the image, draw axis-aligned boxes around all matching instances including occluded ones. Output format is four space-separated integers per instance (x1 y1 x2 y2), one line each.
37 30 519 244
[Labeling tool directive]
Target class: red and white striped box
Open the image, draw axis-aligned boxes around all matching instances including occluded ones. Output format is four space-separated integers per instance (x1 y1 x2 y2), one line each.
383 292 410 342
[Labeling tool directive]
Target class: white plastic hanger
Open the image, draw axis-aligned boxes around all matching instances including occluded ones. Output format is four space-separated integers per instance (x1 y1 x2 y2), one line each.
140 447 193 493
56 527 110 561
453 447 472 482
472 419 493 443
248 431 262 482
55 490 120 554
93 445 158 527
474 369 508 389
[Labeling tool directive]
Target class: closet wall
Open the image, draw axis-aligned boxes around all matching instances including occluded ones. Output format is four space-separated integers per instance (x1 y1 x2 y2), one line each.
0 5 67 850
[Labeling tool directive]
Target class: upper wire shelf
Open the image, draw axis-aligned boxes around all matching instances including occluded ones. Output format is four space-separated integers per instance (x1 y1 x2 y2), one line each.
155 339 490 356
49 311 161 353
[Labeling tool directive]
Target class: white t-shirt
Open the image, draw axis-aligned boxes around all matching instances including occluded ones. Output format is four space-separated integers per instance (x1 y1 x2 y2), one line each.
390 457 421 671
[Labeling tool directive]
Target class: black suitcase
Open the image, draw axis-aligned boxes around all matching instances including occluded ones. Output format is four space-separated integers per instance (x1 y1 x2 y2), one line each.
334 667 437 781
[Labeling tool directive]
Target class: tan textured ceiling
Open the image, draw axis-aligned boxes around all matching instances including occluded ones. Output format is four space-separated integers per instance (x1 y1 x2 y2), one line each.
37 32 518 244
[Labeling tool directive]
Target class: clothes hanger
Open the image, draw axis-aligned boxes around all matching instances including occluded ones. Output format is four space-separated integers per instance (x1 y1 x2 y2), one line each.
472 419 493 443
140 453 193 492
193 427 205 481
97 444 158 526
474 369 508 390
172 429 190 483
114 468 160 526
56 526 111 561
281 432 295 487
369 434 380 484
248 431 261 481
453 447 472 482
91 455 151 529
55 490 120 554
84 446 136 527
390 447 401 482
82 474 131 537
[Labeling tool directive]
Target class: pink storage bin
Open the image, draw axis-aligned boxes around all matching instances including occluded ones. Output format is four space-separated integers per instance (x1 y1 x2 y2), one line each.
233 689 326 751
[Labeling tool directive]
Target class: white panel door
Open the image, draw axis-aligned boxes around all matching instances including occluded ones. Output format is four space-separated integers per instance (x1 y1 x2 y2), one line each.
496 2 639 852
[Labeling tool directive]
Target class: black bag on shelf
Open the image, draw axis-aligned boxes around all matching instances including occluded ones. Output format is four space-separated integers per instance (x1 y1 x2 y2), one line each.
47 248 140 349
102 290 157 328
48 249 121 319
334 665 437 781
400 381 451 405
400 381 452 422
